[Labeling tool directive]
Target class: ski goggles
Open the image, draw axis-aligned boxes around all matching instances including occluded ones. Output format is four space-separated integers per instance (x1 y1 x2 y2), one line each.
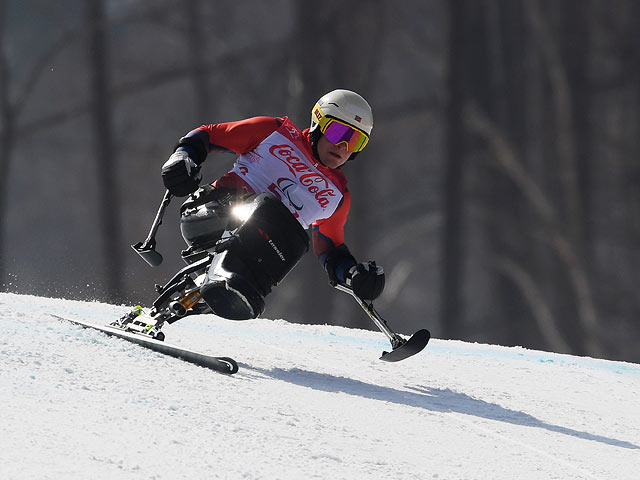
314 106 369 152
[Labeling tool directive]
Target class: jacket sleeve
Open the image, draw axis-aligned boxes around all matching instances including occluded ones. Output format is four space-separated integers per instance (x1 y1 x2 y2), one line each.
175 117 282 163
312 191 357 284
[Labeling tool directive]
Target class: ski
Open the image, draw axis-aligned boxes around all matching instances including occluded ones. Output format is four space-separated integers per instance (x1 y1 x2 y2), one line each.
379 329 430 362
51 314 238 375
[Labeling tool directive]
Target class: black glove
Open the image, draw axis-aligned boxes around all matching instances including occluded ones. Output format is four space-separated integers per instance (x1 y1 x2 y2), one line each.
161 150 202 197
346 261 385 301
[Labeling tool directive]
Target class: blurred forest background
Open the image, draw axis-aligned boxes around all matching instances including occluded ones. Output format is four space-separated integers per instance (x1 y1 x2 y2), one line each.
1 0 638 362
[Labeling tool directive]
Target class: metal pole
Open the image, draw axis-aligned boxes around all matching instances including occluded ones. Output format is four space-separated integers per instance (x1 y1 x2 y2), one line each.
142 190 172 249
334 284 405 349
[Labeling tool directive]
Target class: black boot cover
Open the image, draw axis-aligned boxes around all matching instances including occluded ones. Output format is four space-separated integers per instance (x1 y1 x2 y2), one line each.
199 250 267 320
200 194 309 320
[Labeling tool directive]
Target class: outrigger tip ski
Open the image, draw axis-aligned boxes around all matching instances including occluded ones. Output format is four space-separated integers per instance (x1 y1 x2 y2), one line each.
334 283 430 362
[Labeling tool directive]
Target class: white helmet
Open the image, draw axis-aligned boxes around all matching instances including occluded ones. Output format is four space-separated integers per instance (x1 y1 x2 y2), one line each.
310 89 373 136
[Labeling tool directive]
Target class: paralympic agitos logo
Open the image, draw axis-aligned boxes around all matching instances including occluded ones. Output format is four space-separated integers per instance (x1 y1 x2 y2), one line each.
277 178 304 211
269 144 336 208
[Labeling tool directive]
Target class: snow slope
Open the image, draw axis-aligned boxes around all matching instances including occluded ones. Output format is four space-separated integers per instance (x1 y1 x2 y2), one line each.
1 292 639 480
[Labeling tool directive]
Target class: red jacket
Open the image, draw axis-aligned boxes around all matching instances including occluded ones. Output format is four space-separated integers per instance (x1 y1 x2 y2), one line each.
184 116 351 264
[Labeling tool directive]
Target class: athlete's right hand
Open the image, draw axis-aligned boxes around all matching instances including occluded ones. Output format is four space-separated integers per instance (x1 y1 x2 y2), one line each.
161 150 202 197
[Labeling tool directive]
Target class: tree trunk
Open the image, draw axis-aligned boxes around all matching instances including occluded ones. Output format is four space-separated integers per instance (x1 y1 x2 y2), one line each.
0 0 13 290
441 0 467 340
86 1 123 301
526 0 602 356
185 0 211 121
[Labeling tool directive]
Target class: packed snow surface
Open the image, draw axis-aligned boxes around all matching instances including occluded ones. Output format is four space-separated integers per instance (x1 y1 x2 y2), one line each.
1 293 639 479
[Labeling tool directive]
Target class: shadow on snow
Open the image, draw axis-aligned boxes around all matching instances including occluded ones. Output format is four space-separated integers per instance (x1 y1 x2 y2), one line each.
242 364 638 450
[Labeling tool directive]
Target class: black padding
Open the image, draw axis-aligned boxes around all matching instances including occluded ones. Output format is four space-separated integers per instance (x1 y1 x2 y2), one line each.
174 133 209 165
200 251 266 320
232 194 309 288
199 194 309 320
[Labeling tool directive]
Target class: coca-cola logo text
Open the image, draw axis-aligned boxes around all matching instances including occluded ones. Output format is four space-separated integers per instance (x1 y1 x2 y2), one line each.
269 144 336 208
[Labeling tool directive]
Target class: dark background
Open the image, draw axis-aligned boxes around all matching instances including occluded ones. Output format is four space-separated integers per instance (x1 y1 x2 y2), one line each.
1 0 638 362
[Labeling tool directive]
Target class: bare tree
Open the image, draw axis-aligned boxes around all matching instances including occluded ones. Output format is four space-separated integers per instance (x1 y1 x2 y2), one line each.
184 0 211 121
525 0 602 356
86 0 124 301
0 0 12 289
0 1 85 289
436 0 606 358
465 103 603 357
441 0 468 340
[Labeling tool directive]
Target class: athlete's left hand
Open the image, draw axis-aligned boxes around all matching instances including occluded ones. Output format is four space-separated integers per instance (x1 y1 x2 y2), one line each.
346 261 385 301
